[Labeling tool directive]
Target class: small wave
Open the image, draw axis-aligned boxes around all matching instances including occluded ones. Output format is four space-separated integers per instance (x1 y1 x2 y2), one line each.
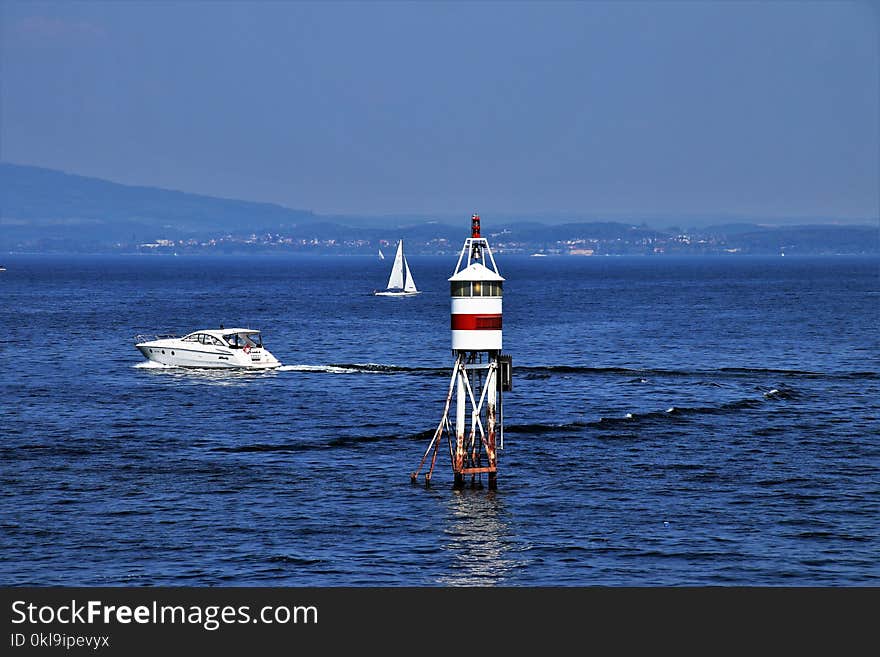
750 426 789 436
657 399 761 416
213 443 324 453
407 428 440 442
326 434 386 448
591 395 774 429
518 365 878 380
721 367 878 380
133 361 177 369
720 366 821 376
520 365 724 378
721 398 763 411
794 531 839 540
522 365 666 376
215 429 435 455
267 555 323 566
763 387 798 400
596 414 642 426
504 421 591 435
506 398 770 434
327 430 436 449
757 477 812 486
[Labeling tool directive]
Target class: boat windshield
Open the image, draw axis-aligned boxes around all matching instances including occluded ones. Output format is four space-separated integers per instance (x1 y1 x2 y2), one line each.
223 333 262 348
182 333 224 346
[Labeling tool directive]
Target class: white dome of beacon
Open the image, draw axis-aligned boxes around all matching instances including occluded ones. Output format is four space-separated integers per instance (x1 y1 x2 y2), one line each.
449 215 504 352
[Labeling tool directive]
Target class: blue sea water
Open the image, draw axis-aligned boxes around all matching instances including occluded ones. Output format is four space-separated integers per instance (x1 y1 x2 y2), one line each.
1 253 878 586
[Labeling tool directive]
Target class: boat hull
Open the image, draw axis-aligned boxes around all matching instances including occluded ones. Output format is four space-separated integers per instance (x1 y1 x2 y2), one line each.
373 290 420 297
135 340 281 369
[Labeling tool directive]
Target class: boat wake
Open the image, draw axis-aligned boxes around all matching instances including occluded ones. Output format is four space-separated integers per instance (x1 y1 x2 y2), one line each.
133 361 178 369
278 364 381 374
277 363 442 375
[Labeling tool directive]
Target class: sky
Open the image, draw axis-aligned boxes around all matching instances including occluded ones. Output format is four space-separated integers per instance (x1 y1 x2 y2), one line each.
1 0 878 224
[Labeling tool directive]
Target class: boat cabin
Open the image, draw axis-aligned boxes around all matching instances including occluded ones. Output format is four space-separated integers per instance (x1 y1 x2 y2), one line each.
181 329 263 349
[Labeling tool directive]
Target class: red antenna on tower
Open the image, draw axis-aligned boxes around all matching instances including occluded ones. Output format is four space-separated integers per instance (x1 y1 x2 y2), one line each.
470 214 482 259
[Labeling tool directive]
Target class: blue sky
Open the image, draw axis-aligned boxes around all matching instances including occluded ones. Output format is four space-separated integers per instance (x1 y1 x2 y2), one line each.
1 1 877 223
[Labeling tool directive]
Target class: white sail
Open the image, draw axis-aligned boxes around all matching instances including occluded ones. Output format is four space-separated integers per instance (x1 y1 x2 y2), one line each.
375 239 420 296
386 241 406 290
403 257 417 292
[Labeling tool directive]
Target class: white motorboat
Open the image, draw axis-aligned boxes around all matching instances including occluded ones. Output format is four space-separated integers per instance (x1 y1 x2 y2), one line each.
135 328 282 369
373 240 420 296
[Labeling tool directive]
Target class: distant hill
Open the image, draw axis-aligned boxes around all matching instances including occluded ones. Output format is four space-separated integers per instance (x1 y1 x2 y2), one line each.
490 221 666 242
0 162 318 246
721 225 880 255
702 223 767 235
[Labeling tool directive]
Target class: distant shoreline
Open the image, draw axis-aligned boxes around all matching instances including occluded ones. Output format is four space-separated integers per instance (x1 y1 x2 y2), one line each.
3 163 877 256
3 251 878 259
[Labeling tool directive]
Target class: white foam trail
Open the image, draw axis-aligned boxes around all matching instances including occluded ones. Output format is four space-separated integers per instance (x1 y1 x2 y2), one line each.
277 364 360 374
133 361 177 369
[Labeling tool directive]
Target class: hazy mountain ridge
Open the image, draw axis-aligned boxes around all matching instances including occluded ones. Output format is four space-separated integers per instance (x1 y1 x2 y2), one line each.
1 162 317 232
1 163 877 254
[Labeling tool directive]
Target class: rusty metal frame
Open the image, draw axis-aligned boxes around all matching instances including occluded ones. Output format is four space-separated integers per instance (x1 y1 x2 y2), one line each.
411 351 501 488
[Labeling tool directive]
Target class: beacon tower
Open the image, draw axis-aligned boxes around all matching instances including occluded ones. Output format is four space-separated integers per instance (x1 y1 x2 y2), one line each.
412 215 511 489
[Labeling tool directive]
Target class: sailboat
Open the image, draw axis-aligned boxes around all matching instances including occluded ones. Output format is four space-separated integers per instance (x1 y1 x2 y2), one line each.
374 240 420 296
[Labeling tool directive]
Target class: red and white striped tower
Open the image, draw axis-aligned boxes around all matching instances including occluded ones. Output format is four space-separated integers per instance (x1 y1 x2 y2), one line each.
411 215 511 489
